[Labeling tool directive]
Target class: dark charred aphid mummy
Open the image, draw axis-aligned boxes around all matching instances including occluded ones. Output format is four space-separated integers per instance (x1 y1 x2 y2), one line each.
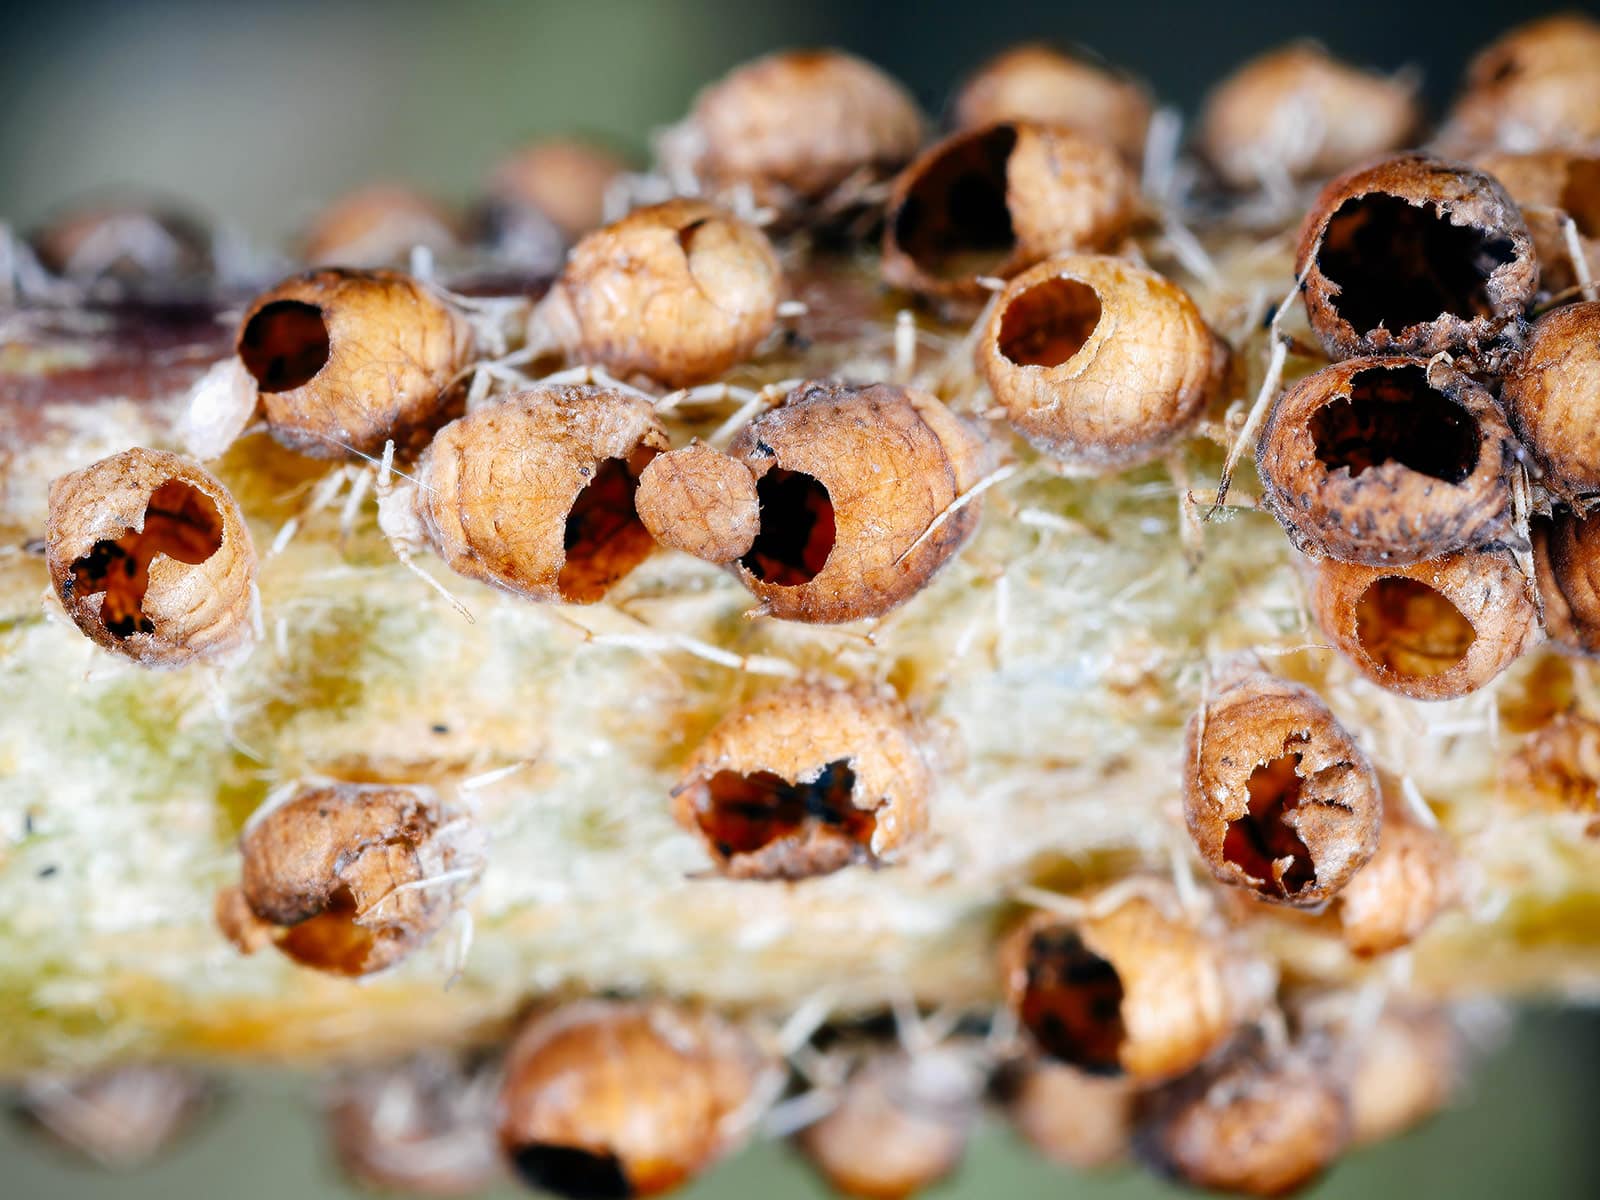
45 448 257 668
496 1000 771 1200
1295 154 1537 363
1311 549 1542 700
235 267 476 458
796 1044 984 1200
997 885 1273 1082
532 200 782 388
882 122 1139 303
221 782 484 976
950 44 1153 164
301 184 463 269
673 684 933 881
326 1053 503 1196
659 49 924 228
1136 1034 1351 1198
14 1067 213 1169
723 381 993 623
1256 356 1516 566
1198 44 1420 189
978 255 1225 471
1502 301 1600 506
996 1057 1134 1169
382 384 668 605
1184 670 1381 907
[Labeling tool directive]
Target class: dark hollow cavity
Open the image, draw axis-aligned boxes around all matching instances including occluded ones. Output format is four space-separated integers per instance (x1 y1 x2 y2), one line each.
1020 927 1127 1075
1317 193 1516 335
741 469 835 585
893 125 1018 281
558 455 657 603
1309 364 1480 483
510 1144 633 1200
697 760 873 859
1224 752 1316 898
69 479 223 638
238 300 331 392
997 276 1103 367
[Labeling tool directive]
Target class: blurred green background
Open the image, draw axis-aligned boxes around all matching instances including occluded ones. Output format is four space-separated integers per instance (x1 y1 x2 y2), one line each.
4 0 1599 1195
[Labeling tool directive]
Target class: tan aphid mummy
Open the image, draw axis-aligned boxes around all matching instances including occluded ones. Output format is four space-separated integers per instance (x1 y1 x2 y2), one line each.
977 254 1224 471
1136 1036 1351 1198
301 184 462 269
1256 356 1516 566
1295 154 1537 364
225 781 484 977
998 1058 1133 1169
31 203 212 285
497 1000 771 1200
1476 150 1600 295
1310 549 1543 701
389 385 669 605
1198 43 1420 188
1503 710 1600 832
1338 783 1458 958
997 884 1274 1082
634 443 760 564
1533 509 1600 656
725 381 993 623
950 44 1153 163
1502 301 1600 506
532 199 782 388
326 1053 503 1197
882 122 1139 303
235 267 476 458
45 447 257 668
661 49 924 222
1440 13 1600 155
16 1067 212 1170
1184 669 1381 907
488 138 631 242
1343 1007 1460 1147
796 1045 983 1200
673 684 934 881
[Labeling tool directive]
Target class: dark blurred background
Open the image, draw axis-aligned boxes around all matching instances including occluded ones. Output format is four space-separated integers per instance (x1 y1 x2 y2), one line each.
3 1 1599 1195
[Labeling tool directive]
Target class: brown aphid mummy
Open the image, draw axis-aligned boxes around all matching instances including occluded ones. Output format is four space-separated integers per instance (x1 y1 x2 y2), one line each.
1343 1007 1460 1147
882 122 1139 303
1295 154 1538 363
326 1054 503 1197
673 684 933 881
634 443 760 564
1476 150 1600 295
1503 711 1600 832
950 44 1154 164
531 200 782 388
997 885 1274 1082
487 138 630 243
1136 1036 1351 1198
301 184 462 269
382 385 669 605
1198 43 1420 189
226 781 484 976
1338 784 1458 958
1184 670 1380 907
1310 549 1542 701
796 1045 984 1200
45 448 257 668
1502 302 1600 506
497 1000 771 1200
1256 356 1516 566
725 381 993 623
15 1067 212 1170
978 255 1225 471
235 267 476 459
996 1058 1134 1169
1440 14 1600 155
31 202 212 286
659 49 923 225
